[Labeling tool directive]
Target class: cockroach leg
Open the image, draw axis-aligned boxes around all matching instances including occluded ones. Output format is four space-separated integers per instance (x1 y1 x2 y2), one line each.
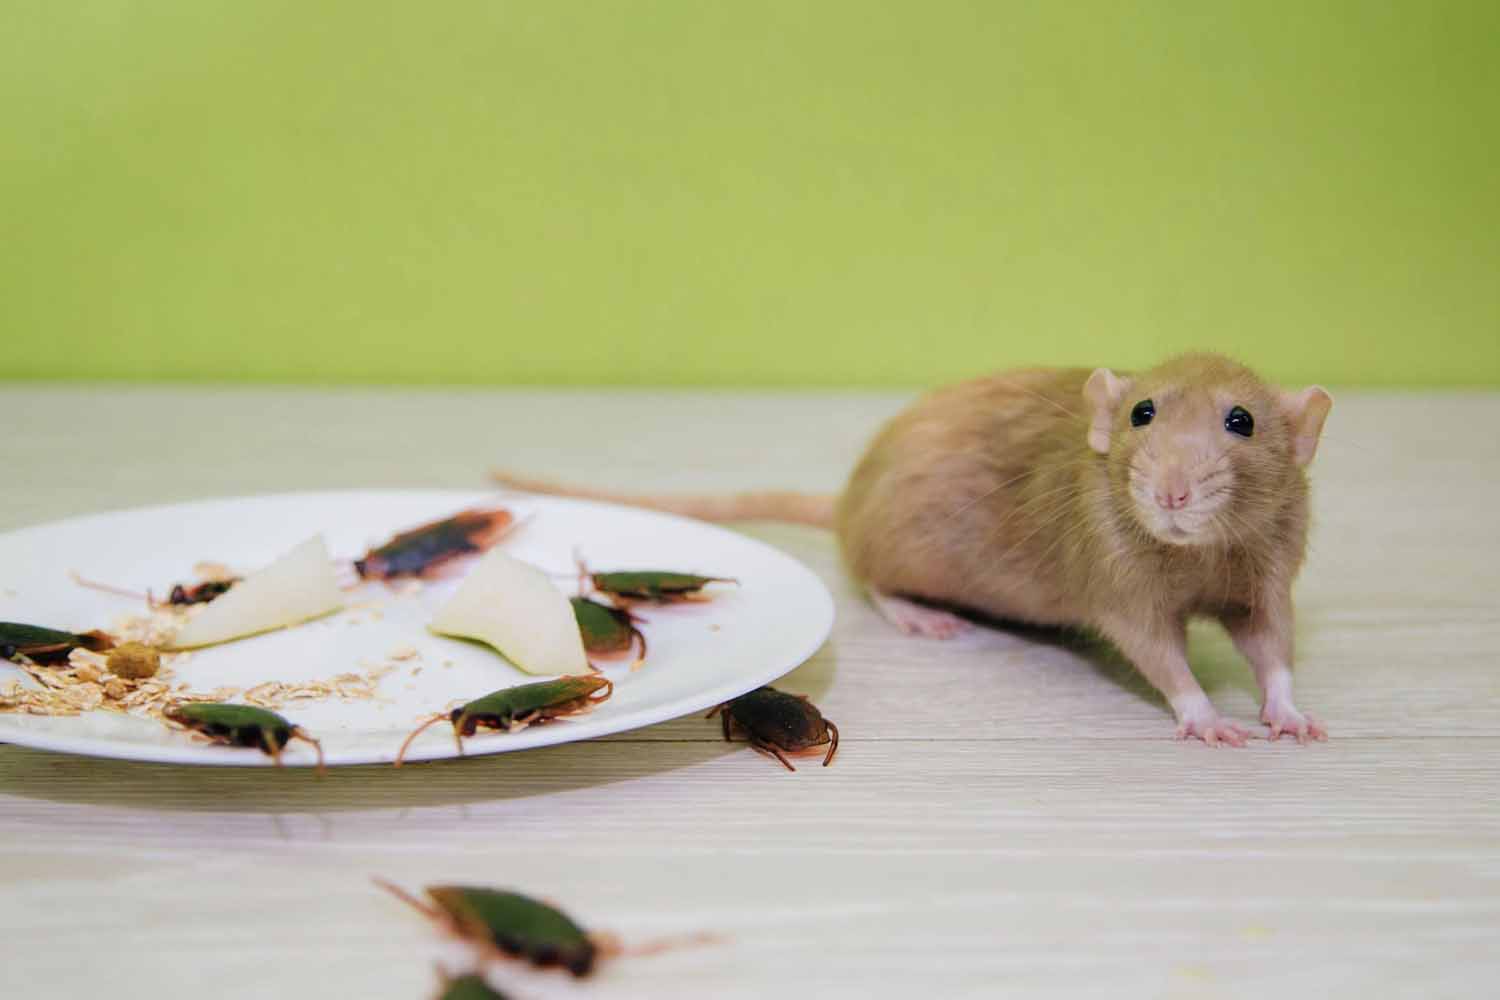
611 929 727 959
395 713 449 768
373 877 446 922
290 728 326 775
576 552 591 597
68 572 152 605
752 740 797 772
822 720 839 767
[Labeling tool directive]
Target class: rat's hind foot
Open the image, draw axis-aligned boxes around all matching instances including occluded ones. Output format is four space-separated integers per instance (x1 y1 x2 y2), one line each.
869 590 974 639
1172 697 1251 747
1261 698 1327 744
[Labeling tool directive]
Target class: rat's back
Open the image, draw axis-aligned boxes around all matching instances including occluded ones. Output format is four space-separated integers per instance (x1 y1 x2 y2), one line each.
835 366 1096 624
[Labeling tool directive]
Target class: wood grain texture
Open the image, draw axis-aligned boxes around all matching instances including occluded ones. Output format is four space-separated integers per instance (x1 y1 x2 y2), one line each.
2 385 1498 999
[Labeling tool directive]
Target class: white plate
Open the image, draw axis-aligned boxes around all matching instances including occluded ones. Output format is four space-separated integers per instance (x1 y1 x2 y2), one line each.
0 490 834 767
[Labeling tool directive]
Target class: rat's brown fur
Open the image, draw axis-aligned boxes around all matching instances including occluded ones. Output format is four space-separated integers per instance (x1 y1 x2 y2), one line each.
841 355 1310 632
493 352 1333 744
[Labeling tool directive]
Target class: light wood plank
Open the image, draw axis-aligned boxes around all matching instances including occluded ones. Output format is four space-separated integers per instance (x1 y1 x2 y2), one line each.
2 385 1497 999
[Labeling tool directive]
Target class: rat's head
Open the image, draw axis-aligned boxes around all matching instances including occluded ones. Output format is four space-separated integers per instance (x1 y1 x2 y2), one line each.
1082 354 1332 547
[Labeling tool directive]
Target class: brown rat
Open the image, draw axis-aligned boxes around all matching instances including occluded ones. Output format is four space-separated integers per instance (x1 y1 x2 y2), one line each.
494 352 1333 746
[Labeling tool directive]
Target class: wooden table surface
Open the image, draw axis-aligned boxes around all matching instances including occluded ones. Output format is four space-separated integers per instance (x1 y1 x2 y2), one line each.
2 385 1497 1000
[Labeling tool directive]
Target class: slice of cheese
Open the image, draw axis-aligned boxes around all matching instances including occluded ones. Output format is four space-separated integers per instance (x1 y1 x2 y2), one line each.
169 536 344 649
429 548 588 675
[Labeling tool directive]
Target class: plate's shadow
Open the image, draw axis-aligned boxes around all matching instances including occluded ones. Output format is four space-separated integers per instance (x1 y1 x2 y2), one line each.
0 644 842 814
0 727 735 814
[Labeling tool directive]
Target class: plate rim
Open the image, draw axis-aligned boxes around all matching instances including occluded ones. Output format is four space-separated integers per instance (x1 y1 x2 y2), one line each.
0 487 836 768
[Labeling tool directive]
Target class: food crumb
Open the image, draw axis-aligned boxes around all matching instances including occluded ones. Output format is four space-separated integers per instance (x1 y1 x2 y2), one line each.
107 642 161 680
389 646 419 661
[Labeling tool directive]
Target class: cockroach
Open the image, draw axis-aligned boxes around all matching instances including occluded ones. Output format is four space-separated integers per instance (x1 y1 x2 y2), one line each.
377 880 721 977
355 507 516 580
571 596 646 665
167 578 239 605
376 881 602 976
394 675 613 766
0 622 114 666
163 702 325 773
577 559 736 604
708 686 839 772
69 571 237 608
432 968 510 1000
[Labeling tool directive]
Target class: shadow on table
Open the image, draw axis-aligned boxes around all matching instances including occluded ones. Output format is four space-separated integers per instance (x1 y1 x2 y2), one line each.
0 645 841 815
0 730 734 814
954 601 1261 709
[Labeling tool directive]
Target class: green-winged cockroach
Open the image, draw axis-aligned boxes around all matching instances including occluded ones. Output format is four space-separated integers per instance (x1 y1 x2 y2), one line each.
0 621 114 666
708 686 839 772
162 702 325 773
431 967 511 1000
376 881 603 976
576 559 736 605
394 675 613 766
571 596 646 666
375 880 720 978
354 507 516 580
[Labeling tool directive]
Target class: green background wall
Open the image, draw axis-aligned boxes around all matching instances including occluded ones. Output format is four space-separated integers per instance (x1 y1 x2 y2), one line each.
3 1 1496 388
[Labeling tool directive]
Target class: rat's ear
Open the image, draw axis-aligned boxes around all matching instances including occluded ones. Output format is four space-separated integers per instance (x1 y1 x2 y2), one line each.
1280 386 1333 466
1083 368 1132 454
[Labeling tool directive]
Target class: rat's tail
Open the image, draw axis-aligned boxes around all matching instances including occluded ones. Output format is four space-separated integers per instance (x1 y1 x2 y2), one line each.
491 471 836 529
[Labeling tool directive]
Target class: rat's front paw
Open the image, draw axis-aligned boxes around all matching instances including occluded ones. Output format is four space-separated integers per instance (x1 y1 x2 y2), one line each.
1172 698 1251 747
1261 700 1327 744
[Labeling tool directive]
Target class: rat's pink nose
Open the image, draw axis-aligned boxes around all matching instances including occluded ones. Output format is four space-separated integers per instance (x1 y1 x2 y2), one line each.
1154 472 1192 510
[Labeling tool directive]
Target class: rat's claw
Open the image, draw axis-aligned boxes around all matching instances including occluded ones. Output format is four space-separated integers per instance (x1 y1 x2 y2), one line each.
1261 700 1327 744
1175 707 1251 747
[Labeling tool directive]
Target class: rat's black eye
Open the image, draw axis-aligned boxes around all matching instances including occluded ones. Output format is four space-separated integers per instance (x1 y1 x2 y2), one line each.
1130 399 1155 427
1225 405 1254 437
